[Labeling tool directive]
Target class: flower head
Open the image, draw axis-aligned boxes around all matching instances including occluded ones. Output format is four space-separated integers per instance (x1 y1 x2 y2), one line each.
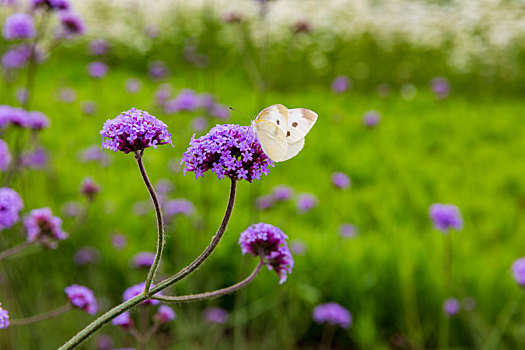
181 124 273 182
20 148 47 169
331 75 351 93
111 233 127 250
87 61 108 79
164 199 194 218
96 335 113 350
101 108 173 154
362 111 380 127
512 257 525 288
58 12 85 36
112 311 132 327
74 246 100 266
255 195 274 211
0 303 9 329
238 223 293 284
1 45 31 69
148 60 169 81
27 111 49 130
331 172 351 189
0 140 11 171
32 0 70 10
3 13 35 40
203 307 228 324
313 302 352 329
0 187 23 230
430 77 451 99
65 284 97 315
80 177 101 201
164 89 199 114
272 185 293 201
296 193 318 213
339 223 358 238
154 305 176 323
132 252 155 269
123 282 159 306
443 297 460 317
429 203 463 232
24 207 67 248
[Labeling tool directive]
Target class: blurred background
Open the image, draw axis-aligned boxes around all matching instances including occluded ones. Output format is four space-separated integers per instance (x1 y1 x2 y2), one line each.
1 0 525 348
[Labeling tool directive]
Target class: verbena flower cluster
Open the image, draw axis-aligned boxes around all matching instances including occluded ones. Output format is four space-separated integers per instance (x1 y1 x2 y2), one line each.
203 307 228 324
154 305 176 323
238 223 293 284
0 140 11 171
331 172 351 189
312 302 352 329
65 285 97 315
101 108 173 154
0 106 50 130
0 303 9 329
0 187 23 231
443 297 460 317
132 252 155 269
2 13 35 40
123 282 160 305
181 124 273 182
24 207 67 248
512 257 525 288
429 203 463 232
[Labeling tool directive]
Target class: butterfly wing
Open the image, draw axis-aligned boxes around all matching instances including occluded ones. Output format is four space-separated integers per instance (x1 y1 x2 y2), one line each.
286 108 318 143
255 120 288 161
255 104 289 132
280 137 305 162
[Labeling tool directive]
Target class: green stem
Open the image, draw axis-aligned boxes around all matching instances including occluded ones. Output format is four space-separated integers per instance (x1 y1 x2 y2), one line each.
134 150 165 294
11 304 71 326
0 241 31 261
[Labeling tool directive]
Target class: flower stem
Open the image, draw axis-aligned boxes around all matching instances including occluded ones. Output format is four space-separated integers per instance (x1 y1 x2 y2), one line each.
59 178 238 349
134 151 165 294
149 178 237 295
0 241 31 261
319 323 336 350
11 304 71 326
153 254 263 303
138 306 147 350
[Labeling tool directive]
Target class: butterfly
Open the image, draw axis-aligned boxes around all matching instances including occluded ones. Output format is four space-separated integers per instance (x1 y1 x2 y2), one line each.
252 104 318 162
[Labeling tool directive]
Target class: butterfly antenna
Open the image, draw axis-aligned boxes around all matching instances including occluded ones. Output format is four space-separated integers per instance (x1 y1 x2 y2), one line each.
229 106 257 144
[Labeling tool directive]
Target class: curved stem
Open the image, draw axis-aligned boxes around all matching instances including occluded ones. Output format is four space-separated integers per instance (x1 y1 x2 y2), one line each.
153 255 263 303
134 151 165 294
59 178 238 349
150 178 237 295
11 304 71 326
59 293 147 350
138 306 147 350
0 241 31 261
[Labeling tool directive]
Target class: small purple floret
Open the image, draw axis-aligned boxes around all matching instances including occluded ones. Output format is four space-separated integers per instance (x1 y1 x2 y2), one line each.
65 284 97 315
101 108 173 154
443 297 460 317
313 302 352 329
331 75 351 93
87 61 108 79
0 303 9 329
238 223 293 284
362 111 380 127
429 203 463 233
331 172 351 189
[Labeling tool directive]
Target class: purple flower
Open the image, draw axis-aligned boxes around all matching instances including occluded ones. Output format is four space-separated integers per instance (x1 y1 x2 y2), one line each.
0 140 11 171
0 106 28 128
125 78 141 94
331 75 351 93
289 239 306 255
238 223 294 284
255 195 274 210
272 185 293 201
331 172 351 189
1 45 31 69
89 39 109 56
181 124 273 182
27 111 49 130
164 199 194 217
429 203 463 232
155 179 173 196
164 89 199 114
112 311 132 327
209 104 230 120
24 207 67 248
65 284 97 314
111 233 127 250
132 252 155 269
32 0 69 10
202 307 228 324
87 61 108 79
512 257 525 288
362 111 380 127
78 145 111 166
74 246 100 266
20 148 48 169
148 60 169 81
81 101 97 115
192 116 208 132
58 12 85 36
96 335 113 350
430 77 450 99
3 13 35 40
123 282 159 305
296 193 318 213
0 303 9 329
339 223 358 238
80 177 101 201
101 108 173 154
313 302 352 329
0 187 23 230
155 85 171 106
443 297 460 317
154 305 176 323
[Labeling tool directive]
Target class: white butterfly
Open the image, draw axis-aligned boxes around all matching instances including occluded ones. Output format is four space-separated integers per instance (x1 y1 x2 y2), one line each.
252 104 318 162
